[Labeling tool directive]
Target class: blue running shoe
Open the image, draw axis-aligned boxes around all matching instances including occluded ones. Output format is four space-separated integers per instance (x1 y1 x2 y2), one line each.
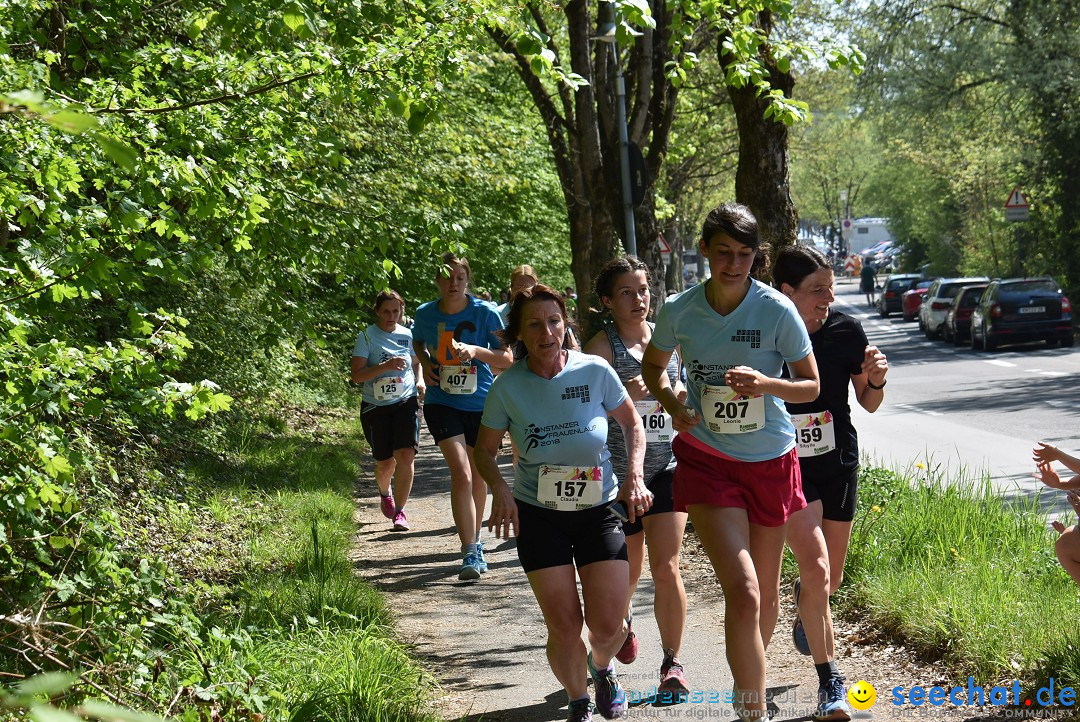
588 653 626 719
458 552 482 581
477 541 488 573
814 677 851 721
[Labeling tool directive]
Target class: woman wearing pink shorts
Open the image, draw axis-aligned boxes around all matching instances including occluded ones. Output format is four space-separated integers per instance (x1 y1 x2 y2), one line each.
642 203 819 721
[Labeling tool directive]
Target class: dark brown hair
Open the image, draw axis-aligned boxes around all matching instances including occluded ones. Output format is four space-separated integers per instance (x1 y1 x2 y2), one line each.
701 202 771 276
373 289 406 312
438 251 472 282
772 245 831 291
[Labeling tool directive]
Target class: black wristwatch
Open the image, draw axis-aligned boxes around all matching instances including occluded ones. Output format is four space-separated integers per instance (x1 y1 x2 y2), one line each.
866 378 887 390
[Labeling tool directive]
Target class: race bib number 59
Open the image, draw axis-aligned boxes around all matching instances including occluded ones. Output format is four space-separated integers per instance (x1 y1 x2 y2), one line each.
791 411 836 457
701 385 765 434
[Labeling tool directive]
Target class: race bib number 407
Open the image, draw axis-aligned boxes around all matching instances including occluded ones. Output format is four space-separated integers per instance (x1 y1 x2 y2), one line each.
701 385 765 434
537 465 603 511
439 364 478 394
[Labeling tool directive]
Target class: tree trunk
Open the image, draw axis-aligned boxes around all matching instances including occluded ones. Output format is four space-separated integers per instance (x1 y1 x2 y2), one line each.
718 11 798 258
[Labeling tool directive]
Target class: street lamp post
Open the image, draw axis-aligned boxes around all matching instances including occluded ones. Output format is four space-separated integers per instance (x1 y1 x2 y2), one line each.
596 1 637 258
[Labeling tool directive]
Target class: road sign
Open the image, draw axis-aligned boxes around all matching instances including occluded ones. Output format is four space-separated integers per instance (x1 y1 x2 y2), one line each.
658 232 672 263
841 218 853 241
843 256 856 273
1005 186 1030 222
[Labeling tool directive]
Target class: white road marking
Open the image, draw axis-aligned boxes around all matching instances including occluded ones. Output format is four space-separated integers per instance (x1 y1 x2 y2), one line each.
983 359 1016 368
1039 371 1069 377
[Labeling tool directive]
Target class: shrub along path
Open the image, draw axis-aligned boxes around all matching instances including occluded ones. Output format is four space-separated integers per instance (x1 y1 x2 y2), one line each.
351 425 957 721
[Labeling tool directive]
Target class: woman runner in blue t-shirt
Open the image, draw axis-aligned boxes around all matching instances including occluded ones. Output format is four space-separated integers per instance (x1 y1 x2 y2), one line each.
642 203 820 722
412 252 512 580
475 284 651 722
351 289 425 531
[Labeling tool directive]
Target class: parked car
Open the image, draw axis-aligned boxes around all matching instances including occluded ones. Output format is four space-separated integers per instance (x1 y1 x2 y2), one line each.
919 276 991 339
877 273 923 317
970 277 1074 350
942 284 988 345
902 279 936 322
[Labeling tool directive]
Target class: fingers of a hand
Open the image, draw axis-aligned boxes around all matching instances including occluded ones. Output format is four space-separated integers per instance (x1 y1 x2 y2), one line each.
1053 521 1066 534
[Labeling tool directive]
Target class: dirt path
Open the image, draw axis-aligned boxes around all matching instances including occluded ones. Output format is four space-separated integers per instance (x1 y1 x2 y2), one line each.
352 427 967 722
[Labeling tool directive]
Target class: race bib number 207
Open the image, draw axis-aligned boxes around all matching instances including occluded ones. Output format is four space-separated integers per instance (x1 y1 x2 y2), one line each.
701 385 765 434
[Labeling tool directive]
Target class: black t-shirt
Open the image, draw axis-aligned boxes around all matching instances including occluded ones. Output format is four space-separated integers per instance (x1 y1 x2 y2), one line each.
785 310 868 478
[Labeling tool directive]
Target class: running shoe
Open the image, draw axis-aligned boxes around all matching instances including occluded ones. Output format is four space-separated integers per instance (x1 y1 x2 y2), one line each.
614 619 637 664
477 541 488 573
792 578 811 655
379 494 395 519
588 653 626 719
814 677 851 721
458 552 482 581
392 510 410 531
566 698 594 722
658 651 689 697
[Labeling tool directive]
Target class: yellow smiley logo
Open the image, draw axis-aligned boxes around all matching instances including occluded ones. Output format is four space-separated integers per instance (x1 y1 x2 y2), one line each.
848 680 877 711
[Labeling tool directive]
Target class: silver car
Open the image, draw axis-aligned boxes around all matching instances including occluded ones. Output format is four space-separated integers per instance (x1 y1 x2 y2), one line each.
919 276 991 339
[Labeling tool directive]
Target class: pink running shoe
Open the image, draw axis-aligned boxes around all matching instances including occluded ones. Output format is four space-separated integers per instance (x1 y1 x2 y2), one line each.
392 510 410 531
379 494 395 520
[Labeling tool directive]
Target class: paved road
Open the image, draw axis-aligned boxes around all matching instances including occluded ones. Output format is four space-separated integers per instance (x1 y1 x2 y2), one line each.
830 278 1079 517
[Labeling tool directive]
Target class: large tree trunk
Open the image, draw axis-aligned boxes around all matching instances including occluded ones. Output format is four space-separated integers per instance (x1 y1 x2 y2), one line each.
719 11 798 257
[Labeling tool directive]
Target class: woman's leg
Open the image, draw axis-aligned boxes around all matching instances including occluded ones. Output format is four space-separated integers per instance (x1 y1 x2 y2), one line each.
526 565 589 699
374 457 396 498
785 501 834 661
391 447 415 509
436 435 478 546
820 519 855 594
579 559 631 668
466 445 488 538
1056 527 1080 586
749 521 788 652
641 512 688 655
625 531 645 614
688 505 768 720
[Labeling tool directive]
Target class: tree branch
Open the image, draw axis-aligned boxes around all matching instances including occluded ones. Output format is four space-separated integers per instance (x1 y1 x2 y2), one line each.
94 70 322 115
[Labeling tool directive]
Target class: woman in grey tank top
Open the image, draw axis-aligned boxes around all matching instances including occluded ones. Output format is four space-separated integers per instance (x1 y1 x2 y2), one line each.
584 256 690 697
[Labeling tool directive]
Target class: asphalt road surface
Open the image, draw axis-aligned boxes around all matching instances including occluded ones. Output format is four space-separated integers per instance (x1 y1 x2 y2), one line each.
831 277 1079 517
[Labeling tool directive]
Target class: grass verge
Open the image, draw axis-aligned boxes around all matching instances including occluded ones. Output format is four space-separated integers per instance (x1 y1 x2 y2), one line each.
120 405 438 722
829 462 1079 687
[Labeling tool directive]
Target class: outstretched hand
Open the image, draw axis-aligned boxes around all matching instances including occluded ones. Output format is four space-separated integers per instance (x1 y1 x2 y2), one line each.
1034 442 1063 466
1034 460 1065 489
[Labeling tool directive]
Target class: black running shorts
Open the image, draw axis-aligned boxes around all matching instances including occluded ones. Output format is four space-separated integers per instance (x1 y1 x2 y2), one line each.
801 467 858 523
422 402 483 446
515 500 628 573
360 396 420 461
621 468 677 536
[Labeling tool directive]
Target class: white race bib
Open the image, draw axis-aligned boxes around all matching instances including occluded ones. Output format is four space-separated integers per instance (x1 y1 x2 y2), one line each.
701 385 766 434
374 376 407 402
634 399 672 444
439 364 478 395
791 411 836 457
537 464 603 511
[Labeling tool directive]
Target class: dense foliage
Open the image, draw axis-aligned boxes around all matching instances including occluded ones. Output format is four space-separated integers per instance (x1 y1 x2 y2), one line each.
0 0 568 714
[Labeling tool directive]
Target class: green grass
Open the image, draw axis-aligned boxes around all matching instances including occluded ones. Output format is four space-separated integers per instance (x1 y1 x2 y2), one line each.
122 408 439 722
834 463 1080 685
